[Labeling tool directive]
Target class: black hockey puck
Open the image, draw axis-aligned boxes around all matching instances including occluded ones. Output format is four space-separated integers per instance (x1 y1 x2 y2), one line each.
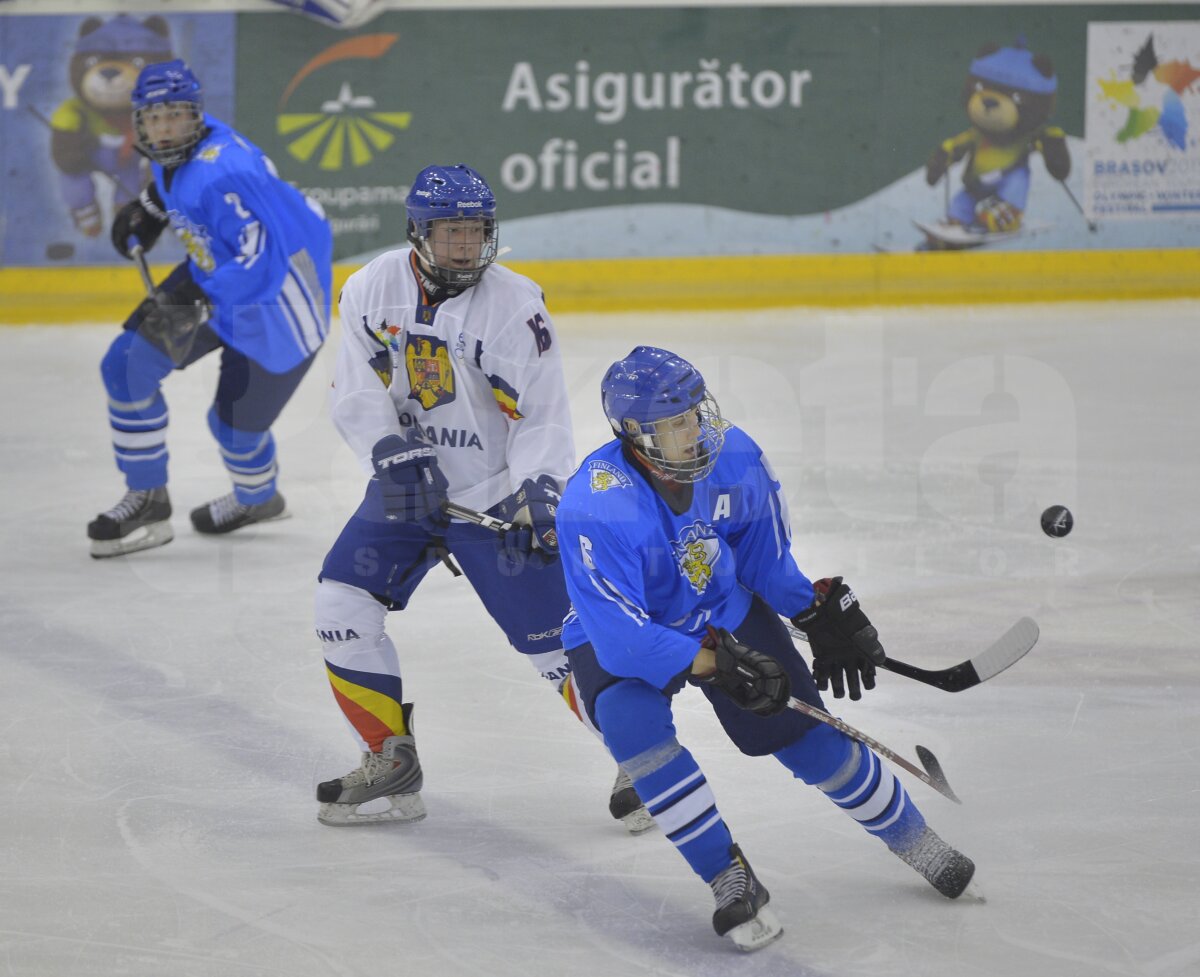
1041 505 1073 538
46 242 75 260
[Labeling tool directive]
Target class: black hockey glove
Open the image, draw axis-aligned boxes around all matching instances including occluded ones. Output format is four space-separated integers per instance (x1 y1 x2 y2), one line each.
112 185 169 259
371 429 450 531
492 475 561 568
138 276 209 367
692 626 790 717
791 577 886 701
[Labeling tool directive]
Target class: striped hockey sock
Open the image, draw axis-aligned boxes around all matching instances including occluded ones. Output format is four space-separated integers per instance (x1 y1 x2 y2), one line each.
625 741 733 882
109 390 169 490
817 739 926 850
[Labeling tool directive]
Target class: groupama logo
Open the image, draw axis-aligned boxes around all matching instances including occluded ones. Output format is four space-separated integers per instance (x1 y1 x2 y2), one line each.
276 34 411 170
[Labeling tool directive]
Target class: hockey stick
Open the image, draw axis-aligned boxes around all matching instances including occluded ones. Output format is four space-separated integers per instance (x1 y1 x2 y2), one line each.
447 497 1039 693
130 244 157 298
786 617 1038 693
444 500 513 533
786 697 961 804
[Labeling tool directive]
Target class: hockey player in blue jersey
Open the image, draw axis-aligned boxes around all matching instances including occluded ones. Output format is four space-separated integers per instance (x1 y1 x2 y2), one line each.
556 346 975 951
87 59 332 557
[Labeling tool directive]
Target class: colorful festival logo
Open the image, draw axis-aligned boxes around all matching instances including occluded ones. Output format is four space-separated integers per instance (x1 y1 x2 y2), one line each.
671 520 721 596
1098 33 1200 150
276 34 411 170
405 334 455 410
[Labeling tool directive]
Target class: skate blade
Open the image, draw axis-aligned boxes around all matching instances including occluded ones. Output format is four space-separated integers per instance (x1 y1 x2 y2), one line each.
191 509 292 535
957 878 986 904
317 792 426 826
89 522 174 559
621 806 656 835
727 906 783 952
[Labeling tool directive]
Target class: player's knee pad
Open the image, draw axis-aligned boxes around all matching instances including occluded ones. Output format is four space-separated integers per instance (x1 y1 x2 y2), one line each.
101 330 172 402
773 722 856 786
594 679 677 763
314 579 392 668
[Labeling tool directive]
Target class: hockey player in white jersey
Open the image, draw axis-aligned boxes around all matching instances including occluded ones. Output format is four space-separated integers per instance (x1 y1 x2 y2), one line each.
312 163 648 830
556 346 975 950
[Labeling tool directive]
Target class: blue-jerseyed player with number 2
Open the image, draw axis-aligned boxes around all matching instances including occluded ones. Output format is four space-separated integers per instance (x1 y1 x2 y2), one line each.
556 346 976 950
88 59 332 557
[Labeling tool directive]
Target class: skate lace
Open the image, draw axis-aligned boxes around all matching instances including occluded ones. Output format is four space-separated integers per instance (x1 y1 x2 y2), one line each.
207 493 248 527
896 827 954 881
710 858 750 910
104 489 150 521
340 751 394 788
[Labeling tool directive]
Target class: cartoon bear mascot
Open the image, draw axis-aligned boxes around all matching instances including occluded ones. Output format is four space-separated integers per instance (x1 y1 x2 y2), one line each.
925 38 1071 234
50 15 173 237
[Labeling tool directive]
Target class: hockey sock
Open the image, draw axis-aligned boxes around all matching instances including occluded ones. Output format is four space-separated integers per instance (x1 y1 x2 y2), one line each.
519 650 605 740
596 682 732 881
207 407 278 505
775 724 926 851
316 580 408 754
101 332 173 489
629 744 732 881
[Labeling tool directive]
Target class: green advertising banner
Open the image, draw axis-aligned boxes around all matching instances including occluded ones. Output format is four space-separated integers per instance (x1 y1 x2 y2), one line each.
233 3 1200 260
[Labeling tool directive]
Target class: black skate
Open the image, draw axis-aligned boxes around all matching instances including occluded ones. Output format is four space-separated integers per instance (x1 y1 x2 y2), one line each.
893 825 975 898
317 704 425 826
88 487 173 558
190 491 287 534
609 768 654 834
710 844 783 951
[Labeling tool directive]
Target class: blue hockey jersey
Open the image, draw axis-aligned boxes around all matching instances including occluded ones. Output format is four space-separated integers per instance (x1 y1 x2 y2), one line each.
557 425 816 689
151 116 332 373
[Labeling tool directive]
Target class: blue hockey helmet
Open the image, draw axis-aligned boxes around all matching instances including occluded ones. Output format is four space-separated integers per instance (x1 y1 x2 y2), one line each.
131 59 204 167
601 346 726 483
406 164 498 289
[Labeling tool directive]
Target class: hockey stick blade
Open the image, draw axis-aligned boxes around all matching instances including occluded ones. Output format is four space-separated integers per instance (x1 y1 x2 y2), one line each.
914 745 960 804
786 616 1039 693
881 617 1039 692
785 698 961 804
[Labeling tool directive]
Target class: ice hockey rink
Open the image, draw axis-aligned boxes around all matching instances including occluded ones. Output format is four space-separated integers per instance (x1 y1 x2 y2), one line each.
2 299 1197 977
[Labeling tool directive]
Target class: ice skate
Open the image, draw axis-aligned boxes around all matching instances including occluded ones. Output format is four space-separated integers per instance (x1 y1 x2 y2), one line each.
609 768 654 834
317 713 425 826
892 825 975 898
190 491 288 534
710 844 783 951
88 487 173 558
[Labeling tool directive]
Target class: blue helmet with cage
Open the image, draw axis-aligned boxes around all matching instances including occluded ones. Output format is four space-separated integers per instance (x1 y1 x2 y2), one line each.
406 164 498 289
131 59 204 167
601 346 726 483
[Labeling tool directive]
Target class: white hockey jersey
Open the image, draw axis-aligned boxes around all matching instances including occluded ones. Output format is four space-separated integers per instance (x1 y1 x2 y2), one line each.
333 248 575 514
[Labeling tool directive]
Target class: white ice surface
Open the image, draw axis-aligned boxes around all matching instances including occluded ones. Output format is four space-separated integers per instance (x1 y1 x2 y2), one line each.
2 302 1198 977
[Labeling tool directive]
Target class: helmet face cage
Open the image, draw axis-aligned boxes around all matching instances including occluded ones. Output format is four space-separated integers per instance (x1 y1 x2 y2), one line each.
134 100 204 167
406 164 498 289
408 215 498 289
131 60 204 168
623 390 726 483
